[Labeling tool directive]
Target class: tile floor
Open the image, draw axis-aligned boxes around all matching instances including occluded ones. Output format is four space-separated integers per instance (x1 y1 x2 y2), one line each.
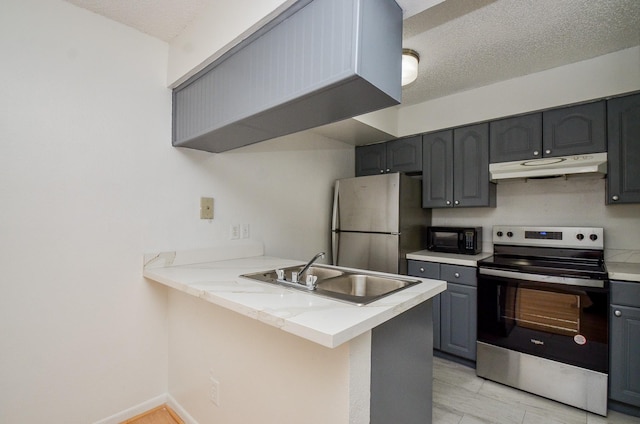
432 356 640 424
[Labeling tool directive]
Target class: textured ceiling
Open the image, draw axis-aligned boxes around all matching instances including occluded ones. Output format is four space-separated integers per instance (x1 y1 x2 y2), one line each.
64 0 640 107
401 0 640 105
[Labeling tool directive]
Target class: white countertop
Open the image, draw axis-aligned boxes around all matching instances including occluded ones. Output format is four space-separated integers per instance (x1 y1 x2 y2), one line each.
607 262 640 283
406 250 493 267
143 244 446 349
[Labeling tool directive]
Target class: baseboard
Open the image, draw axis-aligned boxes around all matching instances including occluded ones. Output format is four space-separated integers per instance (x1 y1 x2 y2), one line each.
94 394 168 424
94 393 199 424
167 394 199 424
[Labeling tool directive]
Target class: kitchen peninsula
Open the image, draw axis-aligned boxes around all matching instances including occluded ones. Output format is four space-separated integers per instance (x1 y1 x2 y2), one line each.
143 242 446 424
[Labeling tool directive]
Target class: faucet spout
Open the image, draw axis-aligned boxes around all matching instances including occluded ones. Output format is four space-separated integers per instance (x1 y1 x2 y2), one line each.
294 252 325 283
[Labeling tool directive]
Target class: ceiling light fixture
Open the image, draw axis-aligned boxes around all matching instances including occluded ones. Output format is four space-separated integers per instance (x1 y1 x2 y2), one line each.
401 49 420 86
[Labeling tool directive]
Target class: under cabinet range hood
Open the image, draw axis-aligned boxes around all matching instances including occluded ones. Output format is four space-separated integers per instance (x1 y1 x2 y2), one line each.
489 152 608 181
172 0 402 153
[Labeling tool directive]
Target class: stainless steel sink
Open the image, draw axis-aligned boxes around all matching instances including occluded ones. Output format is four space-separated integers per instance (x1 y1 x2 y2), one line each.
241 264 421 306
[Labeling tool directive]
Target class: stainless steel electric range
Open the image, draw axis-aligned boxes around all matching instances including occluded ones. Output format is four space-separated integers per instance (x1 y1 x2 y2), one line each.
477 226 609 416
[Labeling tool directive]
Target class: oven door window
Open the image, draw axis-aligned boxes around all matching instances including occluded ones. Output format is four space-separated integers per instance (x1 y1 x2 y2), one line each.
512 288 581 336
478 275 608 373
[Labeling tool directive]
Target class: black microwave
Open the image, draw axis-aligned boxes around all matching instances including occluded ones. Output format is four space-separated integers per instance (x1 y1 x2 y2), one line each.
426 226 482 255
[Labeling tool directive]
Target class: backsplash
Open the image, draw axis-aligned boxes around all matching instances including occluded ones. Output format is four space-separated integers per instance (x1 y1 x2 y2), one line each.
430 176 640 262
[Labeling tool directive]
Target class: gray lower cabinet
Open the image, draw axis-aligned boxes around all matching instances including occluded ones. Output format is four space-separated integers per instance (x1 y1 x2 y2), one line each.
408 260 477 361
423 123 495 208
607 93 640 204
610 280 640 408
356 135 422 176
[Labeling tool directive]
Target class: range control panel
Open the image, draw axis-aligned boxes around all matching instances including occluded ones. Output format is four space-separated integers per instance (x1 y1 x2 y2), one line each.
492 226 604 249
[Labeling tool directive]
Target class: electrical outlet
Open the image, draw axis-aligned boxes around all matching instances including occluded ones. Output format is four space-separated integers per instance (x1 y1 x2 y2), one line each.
209 376 220 406
200 197 214 219
230 224 240 240
241 223 250 239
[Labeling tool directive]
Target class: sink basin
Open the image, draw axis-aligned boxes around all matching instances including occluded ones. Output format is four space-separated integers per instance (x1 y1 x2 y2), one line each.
241 264 420 306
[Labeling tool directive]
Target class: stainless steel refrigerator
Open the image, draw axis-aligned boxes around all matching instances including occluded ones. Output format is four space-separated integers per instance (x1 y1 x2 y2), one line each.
331 173 431 274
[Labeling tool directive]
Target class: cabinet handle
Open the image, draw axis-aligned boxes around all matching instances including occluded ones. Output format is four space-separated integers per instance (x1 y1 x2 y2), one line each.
379 170 384 174
533 150 539 156
614 310 622 317
545 149 551 155
454 272 460 278
612 195 619 201
386 169 390 172
454 200 460 206
419 267 425 273
446 200 451 205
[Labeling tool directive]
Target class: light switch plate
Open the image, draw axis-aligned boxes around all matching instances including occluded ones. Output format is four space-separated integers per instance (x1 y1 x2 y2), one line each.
200 197 214 219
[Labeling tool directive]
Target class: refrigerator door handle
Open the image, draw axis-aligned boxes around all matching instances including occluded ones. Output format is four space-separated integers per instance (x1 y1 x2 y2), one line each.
331 231 339 266
331 180 340 232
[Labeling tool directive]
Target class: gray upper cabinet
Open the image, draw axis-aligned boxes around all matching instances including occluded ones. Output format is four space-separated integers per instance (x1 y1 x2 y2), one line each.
423 124 495 208
490 113 542 163
490 102 606 164
610 281 640 408
607 93 640 204
173 0 402 153
422 130 453 208
355 135 422 176
542 101 607 157
355 143 386 176
387 136 422 174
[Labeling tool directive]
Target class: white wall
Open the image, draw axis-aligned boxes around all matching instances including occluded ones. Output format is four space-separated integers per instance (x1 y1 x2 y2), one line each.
0 1 353 422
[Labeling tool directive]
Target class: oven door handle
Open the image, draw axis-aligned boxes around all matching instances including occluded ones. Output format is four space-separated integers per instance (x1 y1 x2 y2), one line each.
478 267 606 288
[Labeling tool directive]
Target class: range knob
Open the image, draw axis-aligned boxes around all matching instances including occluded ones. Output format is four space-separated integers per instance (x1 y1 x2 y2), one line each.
577 233 585 240
507 231 514 238
590 234 598 241
496 231 504 237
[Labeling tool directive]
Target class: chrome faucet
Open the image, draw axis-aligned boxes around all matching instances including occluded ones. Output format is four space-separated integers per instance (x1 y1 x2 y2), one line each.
293 252 325 283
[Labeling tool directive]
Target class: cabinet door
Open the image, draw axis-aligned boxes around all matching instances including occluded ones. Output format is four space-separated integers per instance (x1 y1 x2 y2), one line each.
422 131 454 208
453 123 494 207
440 282 477 361
610 305 640 407
607 93 640 204
355 143 386 176
542 101 606 157
387 136 422 174
489 113 542 163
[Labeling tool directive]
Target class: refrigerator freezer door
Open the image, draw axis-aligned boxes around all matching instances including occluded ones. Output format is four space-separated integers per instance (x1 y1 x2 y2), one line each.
334 174 400 233
334 232 400 274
